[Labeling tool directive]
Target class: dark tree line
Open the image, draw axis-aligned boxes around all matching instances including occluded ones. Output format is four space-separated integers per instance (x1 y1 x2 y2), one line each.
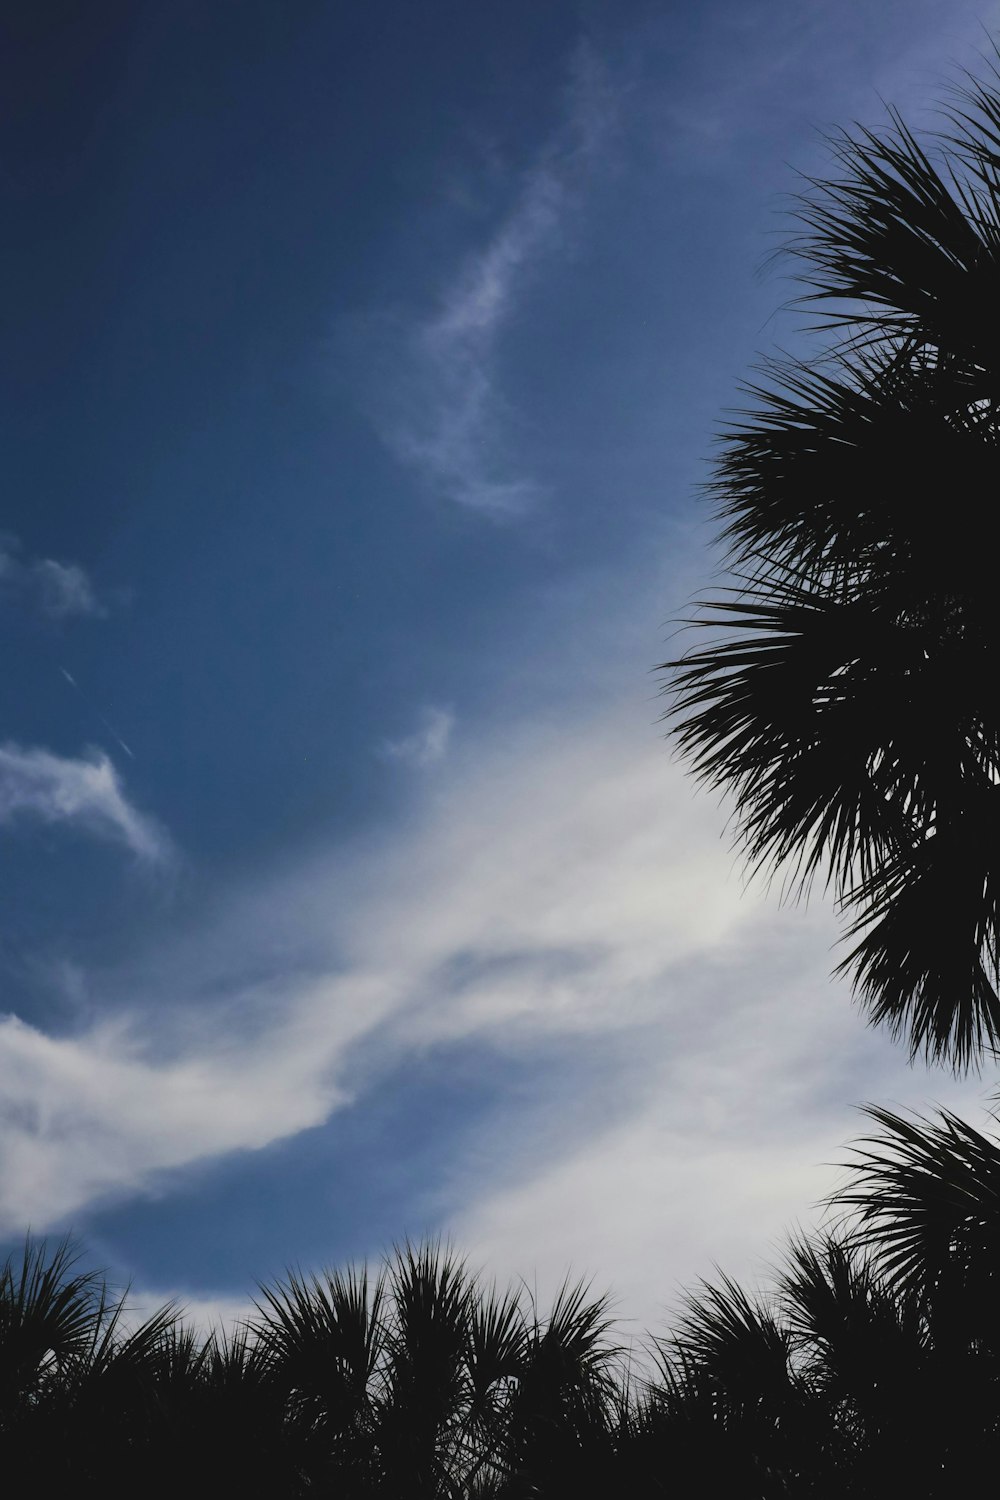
4 1103 1000 1495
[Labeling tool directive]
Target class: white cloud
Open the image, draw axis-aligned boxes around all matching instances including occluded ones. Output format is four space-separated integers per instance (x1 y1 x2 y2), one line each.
0 692 984 1344
136 1289 255 1338
0 744 168 862
0 538 107 619
0 1006 352 1228
379 705 455 768
357 45 617 515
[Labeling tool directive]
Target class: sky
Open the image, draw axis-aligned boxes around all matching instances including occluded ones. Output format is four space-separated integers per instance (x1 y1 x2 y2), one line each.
2 0 998 1339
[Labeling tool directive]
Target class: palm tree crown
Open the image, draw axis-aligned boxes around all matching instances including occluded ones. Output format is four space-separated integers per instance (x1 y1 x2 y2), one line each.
667 60 1000 1068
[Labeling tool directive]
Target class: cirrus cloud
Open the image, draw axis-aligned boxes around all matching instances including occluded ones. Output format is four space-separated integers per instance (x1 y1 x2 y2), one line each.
0 744 168 863
0 537 107 620
379 705 455 768
352 44 619 517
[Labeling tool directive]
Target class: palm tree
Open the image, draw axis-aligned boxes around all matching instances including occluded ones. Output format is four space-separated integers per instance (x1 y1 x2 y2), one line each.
644 1103 1000 1494
0 1237 186 1490
497 1276 621 1497
667 60 1000 1068
0 1235 627 1497
9 1142 1000 1497
249 1240 625 1497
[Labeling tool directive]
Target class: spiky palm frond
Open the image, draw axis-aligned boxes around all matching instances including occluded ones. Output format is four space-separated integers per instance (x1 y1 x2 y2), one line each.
251 1261 386 1492
789 112 1000 370
668 1273 795 1416
839 783 1000 1066
376 1242 476 1495
467 1282 527 1404
460 1284 529 1494
188 1326 308 1495
0 1245 191 1491
253 1260 384 1425
0 1237 103 1413
821 1105 1000 1489
776 1230 930 1488
672 577 923 894
667 63 1000 1068
500 1279 621 1498
834 1105 1000 1329
714 344 998 584
654 1274 841 1498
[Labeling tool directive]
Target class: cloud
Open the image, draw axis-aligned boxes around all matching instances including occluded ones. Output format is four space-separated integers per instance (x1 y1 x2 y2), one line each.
0 1006 351 1228
0 716 750 1232
355 45 618 516
126 1287 255 1338
0 744 168 862
32 558 105 619
0 537 107 619
0 694 984 1337
379 705 455 768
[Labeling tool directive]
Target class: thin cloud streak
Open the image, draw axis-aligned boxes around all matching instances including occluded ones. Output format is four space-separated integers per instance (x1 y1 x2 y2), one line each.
0 744 167 862
58 668 135 760
359 44 618 516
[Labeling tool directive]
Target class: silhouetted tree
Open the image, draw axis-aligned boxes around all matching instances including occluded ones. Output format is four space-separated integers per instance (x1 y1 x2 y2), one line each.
7 1113 1000 1499
0 1238 626 1498
667 57 1000 1068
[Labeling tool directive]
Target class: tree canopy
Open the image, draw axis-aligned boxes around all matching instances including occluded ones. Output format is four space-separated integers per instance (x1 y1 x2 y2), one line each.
667 59 1000 1069
6 1101 1000 1495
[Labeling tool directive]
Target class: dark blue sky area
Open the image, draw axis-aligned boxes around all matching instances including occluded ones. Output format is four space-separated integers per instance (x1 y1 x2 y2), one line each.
4 3 578 798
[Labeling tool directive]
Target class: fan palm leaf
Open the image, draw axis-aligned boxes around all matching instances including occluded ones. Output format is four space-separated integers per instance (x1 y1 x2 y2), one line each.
835 1104 1000 1324
0 1237 103 1416
667 62 1000 1067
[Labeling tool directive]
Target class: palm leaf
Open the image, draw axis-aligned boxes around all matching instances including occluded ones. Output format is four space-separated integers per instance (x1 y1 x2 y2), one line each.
666 62 1000 1068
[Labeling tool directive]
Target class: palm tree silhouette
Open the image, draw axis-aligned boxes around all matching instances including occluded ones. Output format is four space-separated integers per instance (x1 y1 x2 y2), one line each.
0 1236 623 1497
6 1122 1000 1498
642 1101 1000 1495
668 61 1000 1068
250 1242 622 1497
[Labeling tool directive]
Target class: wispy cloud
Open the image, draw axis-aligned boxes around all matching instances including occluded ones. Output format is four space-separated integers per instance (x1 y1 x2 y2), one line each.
0 744 168 862
358 45 618 516
0 698 982 1330
33 559 105 619
0 1005 350 1228
379 705 455 768
0 537 107 620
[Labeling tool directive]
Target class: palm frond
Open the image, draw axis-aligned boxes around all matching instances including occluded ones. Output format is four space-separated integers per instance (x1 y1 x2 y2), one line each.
665 62 1000 1068
0 1237 103 1407
669 1273 793 1410
670 575 932 898
787 110 1000 372
253 1259 384 1417
834 1104 1000 1317
838 783 1000 1066
778 1234 923 1391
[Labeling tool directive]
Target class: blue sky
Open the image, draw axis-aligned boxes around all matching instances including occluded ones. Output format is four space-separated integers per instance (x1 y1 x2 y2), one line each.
2 0 997 1332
